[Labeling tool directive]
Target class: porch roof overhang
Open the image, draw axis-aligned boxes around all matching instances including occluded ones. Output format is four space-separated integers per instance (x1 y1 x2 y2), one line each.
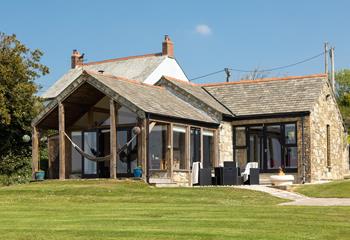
32 71 218 129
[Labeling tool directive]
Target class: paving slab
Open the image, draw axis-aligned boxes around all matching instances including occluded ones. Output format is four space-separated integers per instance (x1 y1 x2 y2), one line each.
234 185 350 206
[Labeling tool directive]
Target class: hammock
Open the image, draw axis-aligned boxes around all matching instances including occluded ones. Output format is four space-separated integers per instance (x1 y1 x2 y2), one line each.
63 126 140 162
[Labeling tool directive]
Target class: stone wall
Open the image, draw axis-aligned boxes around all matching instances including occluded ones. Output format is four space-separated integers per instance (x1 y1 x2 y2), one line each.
218 121 233 166
310 82 349 181
172 171 191 187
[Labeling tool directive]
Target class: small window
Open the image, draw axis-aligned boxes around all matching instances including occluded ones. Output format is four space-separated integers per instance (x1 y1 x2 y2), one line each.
284 124 296 145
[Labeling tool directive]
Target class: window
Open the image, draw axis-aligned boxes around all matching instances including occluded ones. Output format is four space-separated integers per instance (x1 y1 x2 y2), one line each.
190 128 201 167
266 125 282 170
284 147 297 168
233 126 248 168
285 124 296 144
327 124 331 168
173 126 186 170
235 127 246 147
203 130 214 168
235 148 247 168
283 123 297 169
71 131 82 174
149 123 168 170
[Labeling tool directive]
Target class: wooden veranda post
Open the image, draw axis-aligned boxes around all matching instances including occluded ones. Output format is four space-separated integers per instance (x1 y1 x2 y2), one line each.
110 99 118 179
138 118 148 180
31 126 39 179
58 102 66 180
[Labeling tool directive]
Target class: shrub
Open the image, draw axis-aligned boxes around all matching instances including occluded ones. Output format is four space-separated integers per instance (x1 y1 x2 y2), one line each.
0 151 32 186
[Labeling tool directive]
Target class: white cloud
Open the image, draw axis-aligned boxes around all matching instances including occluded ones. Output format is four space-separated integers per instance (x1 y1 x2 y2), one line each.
195 24 212 36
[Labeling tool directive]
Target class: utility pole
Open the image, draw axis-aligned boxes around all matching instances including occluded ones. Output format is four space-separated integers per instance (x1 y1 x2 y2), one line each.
224 68 231 82
324 42 329 75
330 47 335 91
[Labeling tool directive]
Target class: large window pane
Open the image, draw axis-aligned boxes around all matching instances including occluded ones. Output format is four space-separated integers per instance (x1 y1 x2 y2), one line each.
203 130 214 168
173 126 186 170
285 147 297 168
190 128 201 167
266 125 282 170
149 124 168 170
71 132 82 174
285 124 296 145
83 131 97 175
117 130 128 174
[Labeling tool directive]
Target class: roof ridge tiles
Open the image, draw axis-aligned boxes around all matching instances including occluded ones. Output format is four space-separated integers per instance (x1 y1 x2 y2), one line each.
199 73 327 87
82 52 163 66
162 75 198 86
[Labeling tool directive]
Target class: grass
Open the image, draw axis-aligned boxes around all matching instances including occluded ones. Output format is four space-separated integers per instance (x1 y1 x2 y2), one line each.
293 180 350 198
0 180 349 240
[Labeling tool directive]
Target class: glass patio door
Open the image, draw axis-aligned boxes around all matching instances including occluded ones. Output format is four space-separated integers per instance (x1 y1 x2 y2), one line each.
117 127 138 177
248 126 264 169
83 131 98 177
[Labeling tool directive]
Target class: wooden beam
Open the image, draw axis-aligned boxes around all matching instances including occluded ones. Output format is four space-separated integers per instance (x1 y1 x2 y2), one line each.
31 126 39 179
58 102 66 180
168 123 173 179
213 129 219 167
90 107 109 114
185 126 191 170
139 118 148 180
110 99 118 179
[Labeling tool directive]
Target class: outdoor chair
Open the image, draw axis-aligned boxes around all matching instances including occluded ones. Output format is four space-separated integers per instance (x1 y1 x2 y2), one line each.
241 162 259 185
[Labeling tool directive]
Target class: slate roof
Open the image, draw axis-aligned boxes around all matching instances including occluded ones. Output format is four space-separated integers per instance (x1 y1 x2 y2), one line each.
159 76 232 115
86 71 218 124
202 74 328 117
42 54 167 99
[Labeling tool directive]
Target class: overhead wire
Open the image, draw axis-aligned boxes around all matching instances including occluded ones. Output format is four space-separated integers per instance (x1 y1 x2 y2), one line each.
189 50 327 81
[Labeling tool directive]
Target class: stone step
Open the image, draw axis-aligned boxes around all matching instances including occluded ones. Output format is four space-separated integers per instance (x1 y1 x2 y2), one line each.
149 178 172 184
155 182 179 188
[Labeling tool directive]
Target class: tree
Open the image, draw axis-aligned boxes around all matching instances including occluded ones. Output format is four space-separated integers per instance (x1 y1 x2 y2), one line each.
240 67 270 80
335 69 350 130
0 32 49 159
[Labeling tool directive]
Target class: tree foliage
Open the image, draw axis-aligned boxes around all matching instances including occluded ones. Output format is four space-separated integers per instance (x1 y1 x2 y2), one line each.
335 69 350 129
0 32 49 156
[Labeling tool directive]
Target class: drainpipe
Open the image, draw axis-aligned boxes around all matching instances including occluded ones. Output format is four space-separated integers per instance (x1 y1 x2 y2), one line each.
301 116 306 184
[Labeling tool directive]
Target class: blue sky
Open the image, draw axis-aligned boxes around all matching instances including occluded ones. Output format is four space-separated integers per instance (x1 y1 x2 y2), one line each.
1 0 349 93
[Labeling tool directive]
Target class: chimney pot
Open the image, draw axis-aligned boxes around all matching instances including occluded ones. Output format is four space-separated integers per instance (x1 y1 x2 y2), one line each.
71 50 84 69
162 35 174 58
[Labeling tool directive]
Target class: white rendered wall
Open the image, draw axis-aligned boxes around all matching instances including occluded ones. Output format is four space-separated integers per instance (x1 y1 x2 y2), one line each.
144 57 188 85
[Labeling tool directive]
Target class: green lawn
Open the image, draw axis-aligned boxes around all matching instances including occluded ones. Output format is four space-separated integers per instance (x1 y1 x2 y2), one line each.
0 180 349 240
293 180 350 198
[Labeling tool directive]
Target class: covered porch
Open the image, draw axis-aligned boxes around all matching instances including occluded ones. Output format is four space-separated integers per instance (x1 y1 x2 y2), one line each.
31 71 220 186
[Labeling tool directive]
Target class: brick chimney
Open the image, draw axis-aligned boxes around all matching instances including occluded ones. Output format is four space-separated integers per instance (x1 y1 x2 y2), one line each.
162 35 174 58
71 49 84 69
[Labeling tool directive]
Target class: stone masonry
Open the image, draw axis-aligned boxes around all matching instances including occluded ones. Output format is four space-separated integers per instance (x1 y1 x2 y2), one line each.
310 81 349 181
218 121 233 165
